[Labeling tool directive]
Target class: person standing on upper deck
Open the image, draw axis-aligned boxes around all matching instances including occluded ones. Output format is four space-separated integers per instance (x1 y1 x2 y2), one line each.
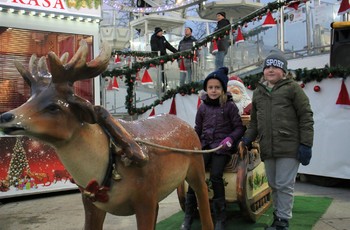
178 27 197 86
213 11 230 70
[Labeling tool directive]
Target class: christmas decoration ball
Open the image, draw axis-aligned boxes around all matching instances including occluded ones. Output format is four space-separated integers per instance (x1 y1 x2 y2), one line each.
300 83 305 88
328 73 333 78
314 85 321 92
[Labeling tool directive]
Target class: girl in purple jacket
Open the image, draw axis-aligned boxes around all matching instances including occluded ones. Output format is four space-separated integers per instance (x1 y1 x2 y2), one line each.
181 67 245 230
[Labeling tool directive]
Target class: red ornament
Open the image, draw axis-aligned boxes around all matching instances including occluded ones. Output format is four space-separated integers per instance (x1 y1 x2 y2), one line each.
160 60 164 64
181 92 185 96
159 101 163 105
328 73 333 78
191 88 195 93
314 85 321 92
300 83 305 88
248 85 252 89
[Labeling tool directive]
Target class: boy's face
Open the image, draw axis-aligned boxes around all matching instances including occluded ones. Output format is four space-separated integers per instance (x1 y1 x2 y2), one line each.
206 79 223 100
263 66 284 85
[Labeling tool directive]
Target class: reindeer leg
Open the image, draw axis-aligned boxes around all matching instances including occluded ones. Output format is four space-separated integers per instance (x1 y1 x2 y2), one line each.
187 158 214 230
81 194 106 230
94 106 149 166
134 201 159 230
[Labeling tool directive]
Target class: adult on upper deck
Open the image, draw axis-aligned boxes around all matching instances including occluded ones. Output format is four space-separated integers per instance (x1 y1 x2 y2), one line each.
150 27 178 55
150 27 178 91
178 27 197 86
214 11 230 69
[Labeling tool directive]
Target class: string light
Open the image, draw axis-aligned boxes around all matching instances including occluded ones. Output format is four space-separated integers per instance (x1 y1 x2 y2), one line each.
0 6 100 23
103 0 205 14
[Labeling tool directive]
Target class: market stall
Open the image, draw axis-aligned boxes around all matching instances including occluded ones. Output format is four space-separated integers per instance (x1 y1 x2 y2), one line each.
0 0 102 198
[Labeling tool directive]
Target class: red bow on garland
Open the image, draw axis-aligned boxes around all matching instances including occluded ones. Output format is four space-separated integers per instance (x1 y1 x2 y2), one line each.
82 180 110 203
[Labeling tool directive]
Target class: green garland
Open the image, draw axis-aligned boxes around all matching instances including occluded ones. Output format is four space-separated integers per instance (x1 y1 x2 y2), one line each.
112 50 159 58
243 65 350 90
122 65 350 115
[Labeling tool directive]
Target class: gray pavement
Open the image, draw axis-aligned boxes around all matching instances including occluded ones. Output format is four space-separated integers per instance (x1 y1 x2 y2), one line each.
0 179 349 230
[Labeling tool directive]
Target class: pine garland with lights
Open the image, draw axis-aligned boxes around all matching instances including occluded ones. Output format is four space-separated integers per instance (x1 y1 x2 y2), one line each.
121 65 350 115
242 65 350 90
112 50 159 58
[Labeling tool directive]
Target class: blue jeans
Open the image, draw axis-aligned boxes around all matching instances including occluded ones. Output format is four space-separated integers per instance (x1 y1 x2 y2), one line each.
179 69 192 86
215 51 226 69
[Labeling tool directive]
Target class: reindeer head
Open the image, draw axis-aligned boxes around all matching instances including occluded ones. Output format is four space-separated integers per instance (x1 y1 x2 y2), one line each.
0 40 111 145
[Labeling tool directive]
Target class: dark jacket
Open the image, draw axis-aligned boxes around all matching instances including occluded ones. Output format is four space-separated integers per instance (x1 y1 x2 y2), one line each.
244 78 314 160
150 33 178 55
195 94 245 155
215 18 230 52
178 35 197 69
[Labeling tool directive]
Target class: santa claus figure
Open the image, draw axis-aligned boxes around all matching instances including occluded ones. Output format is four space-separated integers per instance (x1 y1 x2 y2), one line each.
227 76 252 115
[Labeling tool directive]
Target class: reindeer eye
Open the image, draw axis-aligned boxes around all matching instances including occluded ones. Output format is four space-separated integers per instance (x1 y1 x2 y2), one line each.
45 104 61 113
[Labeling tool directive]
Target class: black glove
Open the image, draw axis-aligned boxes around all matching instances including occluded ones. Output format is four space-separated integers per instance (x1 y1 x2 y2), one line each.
241 137 252 151
298 144 312 166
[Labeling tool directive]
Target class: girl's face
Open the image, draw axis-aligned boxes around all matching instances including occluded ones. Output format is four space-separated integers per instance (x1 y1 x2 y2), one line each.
206 79 223 99
263 66 284 85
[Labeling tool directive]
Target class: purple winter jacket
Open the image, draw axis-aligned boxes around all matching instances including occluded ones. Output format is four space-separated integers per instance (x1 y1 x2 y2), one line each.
195 94 245 155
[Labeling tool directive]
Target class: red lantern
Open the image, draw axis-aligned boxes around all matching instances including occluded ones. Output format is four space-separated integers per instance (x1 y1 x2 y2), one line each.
314 85 321 92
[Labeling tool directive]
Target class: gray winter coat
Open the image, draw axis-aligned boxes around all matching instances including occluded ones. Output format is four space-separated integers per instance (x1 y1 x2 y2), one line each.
178 35 197 69
244 78 314 160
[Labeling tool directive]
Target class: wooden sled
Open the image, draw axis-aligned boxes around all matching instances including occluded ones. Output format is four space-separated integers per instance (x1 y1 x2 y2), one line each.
177 115 272 222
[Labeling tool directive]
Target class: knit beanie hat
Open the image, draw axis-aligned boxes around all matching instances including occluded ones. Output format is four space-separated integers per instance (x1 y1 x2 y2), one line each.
154 27 163 34
263 52 288 73
217 12 226 18
203 67 229 92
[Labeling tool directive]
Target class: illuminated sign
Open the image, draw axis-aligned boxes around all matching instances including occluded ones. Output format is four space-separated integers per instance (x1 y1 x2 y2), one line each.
0 0 101 18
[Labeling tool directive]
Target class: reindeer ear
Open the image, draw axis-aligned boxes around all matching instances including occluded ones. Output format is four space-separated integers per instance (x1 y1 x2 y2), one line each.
69 96 97 124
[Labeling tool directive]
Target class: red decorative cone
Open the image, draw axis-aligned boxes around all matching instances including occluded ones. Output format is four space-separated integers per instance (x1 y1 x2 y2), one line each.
112 76 119 90
262 11 276 27
169 96 177 115
180 58 187 72
141 69 153 85
193 52 198 63
235 27 244 43
287 1 300 10
211 40 218 54
338 0 350 15
114 55 121 63
336 80 350 105
149 107 155 117
106 78 113 90
197 96 201 109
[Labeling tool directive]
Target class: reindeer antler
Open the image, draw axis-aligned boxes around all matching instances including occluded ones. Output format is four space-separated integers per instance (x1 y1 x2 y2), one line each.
15 54 52 95
48 40 111 83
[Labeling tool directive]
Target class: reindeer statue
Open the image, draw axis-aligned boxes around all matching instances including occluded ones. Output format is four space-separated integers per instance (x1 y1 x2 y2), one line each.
0 40 213 230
